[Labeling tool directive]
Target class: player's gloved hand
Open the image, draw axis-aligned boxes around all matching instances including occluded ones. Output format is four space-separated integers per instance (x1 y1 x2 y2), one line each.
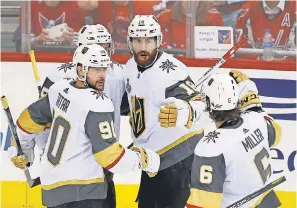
229 70 249 83
7 137 35 169
229 70 262 111
130 146 160 177
7 145 29 169
159 97 194 129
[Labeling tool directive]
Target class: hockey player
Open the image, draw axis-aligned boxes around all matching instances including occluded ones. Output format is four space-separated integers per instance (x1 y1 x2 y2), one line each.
124 15 205 207
185 73 282 208
42 24 125 139
7 44 160 208
76 24 126 208
40 24 125 208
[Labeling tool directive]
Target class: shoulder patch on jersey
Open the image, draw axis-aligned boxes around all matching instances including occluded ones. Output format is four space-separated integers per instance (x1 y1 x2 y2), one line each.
86 90 114 113
195 129 230 157
57 62 75 73
203 130 221 144
159 59 177 73
91 90 109 100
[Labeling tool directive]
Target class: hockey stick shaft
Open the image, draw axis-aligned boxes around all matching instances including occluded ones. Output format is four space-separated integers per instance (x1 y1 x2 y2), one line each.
227 176 286 208
29 50 42 98
195 36 248 87
1 95 41 188
1 96 24 154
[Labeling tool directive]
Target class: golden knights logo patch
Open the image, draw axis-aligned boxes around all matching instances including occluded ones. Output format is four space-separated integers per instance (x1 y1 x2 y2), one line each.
203 131 220 144
159 59 177 73
58 62 75 73
91 90 108 100
131 96 146 138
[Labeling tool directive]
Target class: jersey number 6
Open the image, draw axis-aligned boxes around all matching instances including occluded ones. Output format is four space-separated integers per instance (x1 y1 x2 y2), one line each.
200 165 213 184
254 147 272 183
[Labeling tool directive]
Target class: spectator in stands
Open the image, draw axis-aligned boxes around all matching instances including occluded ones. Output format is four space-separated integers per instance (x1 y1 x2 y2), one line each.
236 0 296 59
95 1 161 49
158 1 224 51
22 1 85 48
152 0 174 15
212 0 245 30
77 0 99 25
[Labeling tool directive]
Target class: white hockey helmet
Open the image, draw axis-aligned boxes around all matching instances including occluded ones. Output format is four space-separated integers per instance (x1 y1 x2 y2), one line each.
127 15 163 50
78 24 114 55
203 73 239 111
73 44 111 81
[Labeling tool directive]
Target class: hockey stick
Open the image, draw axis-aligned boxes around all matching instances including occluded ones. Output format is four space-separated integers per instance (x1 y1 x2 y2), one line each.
195 36 248 87
29 50 42 98
227 176 286 208
1 96 41 188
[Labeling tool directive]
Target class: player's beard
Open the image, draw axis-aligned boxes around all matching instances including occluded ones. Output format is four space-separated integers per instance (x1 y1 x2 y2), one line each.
88 78 105 91
134 49 158 67
94 79 105 91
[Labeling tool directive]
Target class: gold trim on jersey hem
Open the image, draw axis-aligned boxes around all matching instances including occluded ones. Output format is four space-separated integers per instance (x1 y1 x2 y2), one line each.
187 188 222 207
41 178 104 190
157 129 203 155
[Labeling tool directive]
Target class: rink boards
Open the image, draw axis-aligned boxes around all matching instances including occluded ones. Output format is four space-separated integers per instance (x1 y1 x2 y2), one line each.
0 62 296 207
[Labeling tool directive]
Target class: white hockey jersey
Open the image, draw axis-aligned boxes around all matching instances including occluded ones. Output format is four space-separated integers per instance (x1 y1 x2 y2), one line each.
123 51 204 170
16 79 143 207
41 62 77 96
186 111 282 208
103 62 125 138
41 61 125 140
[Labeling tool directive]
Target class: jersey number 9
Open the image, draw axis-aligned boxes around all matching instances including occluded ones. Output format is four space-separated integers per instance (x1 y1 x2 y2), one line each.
99 121 116 140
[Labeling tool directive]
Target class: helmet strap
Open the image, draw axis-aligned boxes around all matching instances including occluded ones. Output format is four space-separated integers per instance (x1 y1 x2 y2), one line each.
206 97 212 112
77 65 89 87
